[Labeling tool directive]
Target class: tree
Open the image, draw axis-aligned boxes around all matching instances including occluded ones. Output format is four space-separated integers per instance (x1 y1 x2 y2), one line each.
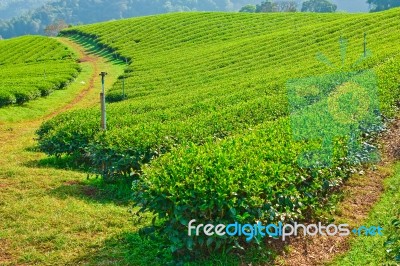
255 1 297 12
0 0 264 38
275 1 297 12
44 19 68 36
301 0 337 12
367 0 400 12
239 4 256 12
256 1 276 12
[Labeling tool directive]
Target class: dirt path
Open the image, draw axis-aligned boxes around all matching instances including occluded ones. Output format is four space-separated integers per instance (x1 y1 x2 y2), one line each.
0 38 94 152
275 119 400 266
44 38 100 120
0 37 121 145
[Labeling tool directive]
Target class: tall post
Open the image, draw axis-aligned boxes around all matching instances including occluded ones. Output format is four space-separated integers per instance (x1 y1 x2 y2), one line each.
123 58 128 100
364 32 367 57
100 72 108 131
122 76 125 99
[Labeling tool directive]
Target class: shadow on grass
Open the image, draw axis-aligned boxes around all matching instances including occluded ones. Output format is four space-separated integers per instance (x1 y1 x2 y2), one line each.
24 154 90 173
68 35 128 67
24 153 133 205
48 176 134 206
66 232 170 266
66 230 282 266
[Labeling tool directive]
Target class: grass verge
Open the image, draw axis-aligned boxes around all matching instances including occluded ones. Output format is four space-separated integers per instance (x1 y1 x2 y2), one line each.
329 163 400 266
0 63 92 123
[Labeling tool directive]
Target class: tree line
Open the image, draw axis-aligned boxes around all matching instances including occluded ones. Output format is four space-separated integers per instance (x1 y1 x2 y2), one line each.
0 0 399 39
240 0 400 13
239 0 337 13
0 0 48 20
0 0 259 39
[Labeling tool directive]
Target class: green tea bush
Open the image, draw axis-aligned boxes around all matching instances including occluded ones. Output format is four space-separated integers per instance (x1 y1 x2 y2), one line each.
133 118 352 254
0 91 16 106
384 218 400 263
0 36 80 107
38 10 400 178
131 55 400 256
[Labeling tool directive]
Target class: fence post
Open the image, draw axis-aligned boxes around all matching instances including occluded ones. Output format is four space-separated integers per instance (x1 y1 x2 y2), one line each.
364 32 367 57
100 72 108 131
122 77 125 99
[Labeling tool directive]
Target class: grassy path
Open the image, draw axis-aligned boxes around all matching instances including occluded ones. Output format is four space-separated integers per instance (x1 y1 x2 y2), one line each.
0 37 146 265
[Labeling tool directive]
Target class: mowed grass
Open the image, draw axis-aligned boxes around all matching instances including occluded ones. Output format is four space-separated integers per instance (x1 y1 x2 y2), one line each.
0 124 159 265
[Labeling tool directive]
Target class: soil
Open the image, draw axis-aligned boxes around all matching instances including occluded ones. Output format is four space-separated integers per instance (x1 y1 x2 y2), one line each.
275 118 400 266
44 38 99 120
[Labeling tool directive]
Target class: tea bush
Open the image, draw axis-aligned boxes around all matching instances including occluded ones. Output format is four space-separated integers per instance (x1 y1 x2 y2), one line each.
0 35 80 107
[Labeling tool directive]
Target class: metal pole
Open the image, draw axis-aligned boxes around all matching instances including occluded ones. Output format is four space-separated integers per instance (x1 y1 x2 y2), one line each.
100 92 106 130
100 72 108 131
123 58 128 99
364 32 367 57
122 77 125 99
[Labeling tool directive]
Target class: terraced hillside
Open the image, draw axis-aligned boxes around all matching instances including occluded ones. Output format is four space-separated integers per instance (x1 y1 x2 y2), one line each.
37 9 400 255
0 36 80 107
39 10 400 173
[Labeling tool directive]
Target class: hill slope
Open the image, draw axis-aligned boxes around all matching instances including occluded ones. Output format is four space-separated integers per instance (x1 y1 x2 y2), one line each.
41 10 400 168
0 0 374 39
37 9 400 254
0 36 80 106
0 0 259 39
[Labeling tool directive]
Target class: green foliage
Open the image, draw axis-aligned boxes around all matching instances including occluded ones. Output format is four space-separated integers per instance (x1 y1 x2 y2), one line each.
36 10 400 258
255 1 298 12
38 10 400 177
0 0 260 39
368 0 400 12
133 118 353 256
301 0 337 13
256 1 276 12
132 56 400 256
0 35 80 107
384 218 400 263
239 4 256 13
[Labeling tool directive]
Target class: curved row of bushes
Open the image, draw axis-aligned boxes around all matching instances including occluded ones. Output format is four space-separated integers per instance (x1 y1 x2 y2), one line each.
131 56 400 255
0 36 80 107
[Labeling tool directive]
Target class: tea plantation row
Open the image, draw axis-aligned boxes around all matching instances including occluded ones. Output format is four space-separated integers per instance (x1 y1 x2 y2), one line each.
40 10 400 175
0 36 80 106
37 9 400 255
